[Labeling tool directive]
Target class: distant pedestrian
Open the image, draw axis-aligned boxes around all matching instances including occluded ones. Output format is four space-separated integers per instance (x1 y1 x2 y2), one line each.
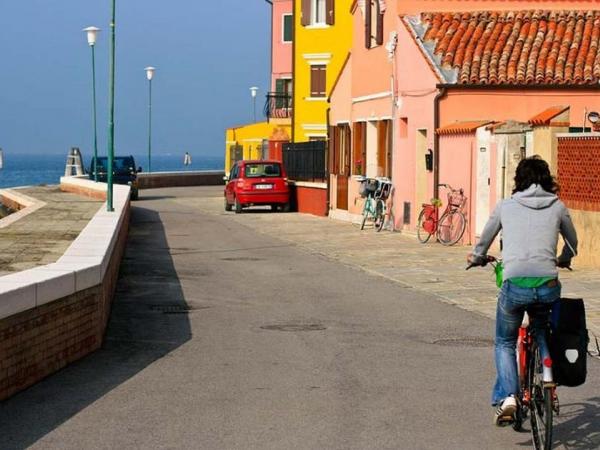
183 152 192 167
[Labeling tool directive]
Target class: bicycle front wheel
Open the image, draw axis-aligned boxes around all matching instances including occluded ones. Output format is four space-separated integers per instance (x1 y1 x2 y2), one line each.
360 199 370 230
528 345 553 450
374 199 385 232
416 208 433 243
437 210 466 246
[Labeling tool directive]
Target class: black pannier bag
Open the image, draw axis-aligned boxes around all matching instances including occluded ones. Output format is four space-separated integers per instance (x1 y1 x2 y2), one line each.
549 298 589 387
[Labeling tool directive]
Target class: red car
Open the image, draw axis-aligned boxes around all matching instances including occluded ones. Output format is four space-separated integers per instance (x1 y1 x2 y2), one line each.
224 160 291 213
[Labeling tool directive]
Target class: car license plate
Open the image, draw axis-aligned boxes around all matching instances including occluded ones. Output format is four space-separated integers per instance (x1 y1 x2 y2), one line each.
255 184 273 190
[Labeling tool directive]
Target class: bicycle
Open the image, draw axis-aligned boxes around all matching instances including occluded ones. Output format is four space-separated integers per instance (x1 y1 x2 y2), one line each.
358 177 391 231
417 183 467 246
467 256 561 450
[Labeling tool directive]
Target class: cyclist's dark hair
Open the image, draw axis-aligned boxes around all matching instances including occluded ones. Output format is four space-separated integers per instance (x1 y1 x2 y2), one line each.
513 155 559 194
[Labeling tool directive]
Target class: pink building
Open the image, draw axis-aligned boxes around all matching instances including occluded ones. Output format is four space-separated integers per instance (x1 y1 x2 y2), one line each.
330 0 600 245
269 0 293 116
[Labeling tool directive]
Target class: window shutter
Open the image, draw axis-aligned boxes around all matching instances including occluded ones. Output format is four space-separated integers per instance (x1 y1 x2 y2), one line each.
344 125 351 176
310 66 318 96
319 66 327 97
275 78 285 93
377 121 387 176
365 0 372 49
326 0 335 25
301 0 311 26
283 15 293 41
311 65 326 97
376 2 384 46
275 79 285 108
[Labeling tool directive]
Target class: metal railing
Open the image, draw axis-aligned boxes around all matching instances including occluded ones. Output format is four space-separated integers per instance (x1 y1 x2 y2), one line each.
283 140 327 182
264 92 293 119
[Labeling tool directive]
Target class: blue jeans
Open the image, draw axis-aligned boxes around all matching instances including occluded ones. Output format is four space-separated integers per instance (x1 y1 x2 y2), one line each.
492 280 561 406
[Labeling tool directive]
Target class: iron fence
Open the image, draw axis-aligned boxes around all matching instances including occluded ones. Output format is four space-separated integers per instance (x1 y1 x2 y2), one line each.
283 140 327 182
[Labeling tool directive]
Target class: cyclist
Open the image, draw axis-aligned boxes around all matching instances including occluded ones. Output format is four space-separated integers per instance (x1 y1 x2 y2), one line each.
467 155 578 425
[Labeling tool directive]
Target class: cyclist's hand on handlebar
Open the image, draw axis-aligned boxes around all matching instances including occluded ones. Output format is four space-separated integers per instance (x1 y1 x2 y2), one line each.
557 259 573 271
466 254 495 270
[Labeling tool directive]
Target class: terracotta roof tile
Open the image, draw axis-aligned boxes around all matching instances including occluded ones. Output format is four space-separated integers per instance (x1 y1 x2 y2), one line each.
528 106 569 126
437 120 494 135
419 10 600 85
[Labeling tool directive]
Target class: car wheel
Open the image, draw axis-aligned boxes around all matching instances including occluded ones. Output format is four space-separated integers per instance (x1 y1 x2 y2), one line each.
270 204 279 212
224 197 232 212
234 197 243 214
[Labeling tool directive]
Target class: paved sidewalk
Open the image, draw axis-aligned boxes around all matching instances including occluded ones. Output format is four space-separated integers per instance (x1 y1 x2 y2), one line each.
189 192 600 344
0 186 101 275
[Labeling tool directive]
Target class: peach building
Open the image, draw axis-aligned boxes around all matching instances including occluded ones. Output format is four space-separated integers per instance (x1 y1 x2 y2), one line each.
329 0 400 222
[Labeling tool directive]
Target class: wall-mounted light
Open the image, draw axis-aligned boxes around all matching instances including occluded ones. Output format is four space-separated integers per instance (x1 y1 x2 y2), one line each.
425 149 433 171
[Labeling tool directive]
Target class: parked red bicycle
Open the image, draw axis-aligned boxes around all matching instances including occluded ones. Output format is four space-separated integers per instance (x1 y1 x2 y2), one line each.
417 183 467 245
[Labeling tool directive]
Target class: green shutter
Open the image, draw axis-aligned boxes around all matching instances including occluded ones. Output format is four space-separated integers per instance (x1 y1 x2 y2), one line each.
283 15 293 42
275 79 285 108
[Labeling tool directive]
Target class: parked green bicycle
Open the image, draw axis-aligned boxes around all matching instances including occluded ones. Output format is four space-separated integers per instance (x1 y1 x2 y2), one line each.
358 177 392 231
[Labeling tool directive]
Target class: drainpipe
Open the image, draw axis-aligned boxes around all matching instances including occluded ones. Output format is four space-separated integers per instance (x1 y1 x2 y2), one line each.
291 0 296 143
433 87 447 201
326 106 331 215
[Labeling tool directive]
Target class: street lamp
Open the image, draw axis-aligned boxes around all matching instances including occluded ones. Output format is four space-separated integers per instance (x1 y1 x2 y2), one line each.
145 66 156 173
106 0 116 212
83 26 100 182
250 86 259 122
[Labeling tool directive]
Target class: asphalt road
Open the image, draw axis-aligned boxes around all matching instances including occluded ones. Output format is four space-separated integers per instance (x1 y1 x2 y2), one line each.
1 186 599 450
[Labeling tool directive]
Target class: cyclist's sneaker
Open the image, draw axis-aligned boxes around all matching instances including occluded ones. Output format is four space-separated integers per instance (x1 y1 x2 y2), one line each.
494 395 517 426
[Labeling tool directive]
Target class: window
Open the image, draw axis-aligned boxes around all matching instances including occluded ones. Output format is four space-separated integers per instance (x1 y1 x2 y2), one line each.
282 14 293 42
244 163 282 178
365 0 384 49
301 0 334 26
310 65 326 97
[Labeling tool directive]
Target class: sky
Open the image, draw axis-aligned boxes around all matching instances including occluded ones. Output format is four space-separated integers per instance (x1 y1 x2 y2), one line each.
0 0 271 159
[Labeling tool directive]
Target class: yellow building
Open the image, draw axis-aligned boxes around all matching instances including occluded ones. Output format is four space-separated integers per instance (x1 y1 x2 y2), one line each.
224 122 291 175
293 0 353 142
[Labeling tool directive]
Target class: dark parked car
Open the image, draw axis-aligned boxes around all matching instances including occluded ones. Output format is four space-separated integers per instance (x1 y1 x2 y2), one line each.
89 155 141 200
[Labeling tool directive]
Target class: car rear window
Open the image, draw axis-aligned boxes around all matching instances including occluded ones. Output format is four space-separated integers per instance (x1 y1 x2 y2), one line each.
244 163 282 178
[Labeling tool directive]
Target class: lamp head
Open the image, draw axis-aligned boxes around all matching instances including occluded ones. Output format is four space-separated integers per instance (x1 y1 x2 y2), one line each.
588 111 600 124
145 66 156 81
83 26 100 46
250 86 259 98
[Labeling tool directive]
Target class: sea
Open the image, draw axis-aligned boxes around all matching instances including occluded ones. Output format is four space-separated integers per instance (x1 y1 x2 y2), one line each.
0 152 224 189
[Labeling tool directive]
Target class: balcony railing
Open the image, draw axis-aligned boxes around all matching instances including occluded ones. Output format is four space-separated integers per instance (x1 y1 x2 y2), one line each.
264 92 293 119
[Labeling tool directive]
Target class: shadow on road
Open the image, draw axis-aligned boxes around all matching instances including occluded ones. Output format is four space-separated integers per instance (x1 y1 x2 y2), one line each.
515 396 600 449
0 206 191 450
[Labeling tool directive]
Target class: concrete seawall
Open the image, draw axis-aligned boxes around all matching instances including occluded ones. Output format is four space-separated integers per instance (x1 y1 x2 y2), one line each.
0 178 130 401
138 170 224 189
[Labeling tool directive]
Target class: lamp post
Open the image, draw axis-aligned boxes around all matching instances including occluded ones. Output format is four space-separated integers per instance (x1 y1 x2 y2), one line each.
106 0 116 212
83 26 100 182
145 66 156 173
250 86 259 122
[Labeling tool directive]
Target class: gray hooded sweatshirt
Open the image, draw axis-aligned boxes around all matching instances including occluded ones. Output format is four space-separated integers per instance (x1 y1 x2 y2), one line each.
473 184 578 280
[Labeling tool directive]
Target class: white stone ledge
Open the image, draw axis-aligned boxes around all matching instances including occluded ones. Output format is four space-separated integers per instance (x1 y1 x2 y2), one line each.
0 189 47 229
0 178 130 320
288 180 327 189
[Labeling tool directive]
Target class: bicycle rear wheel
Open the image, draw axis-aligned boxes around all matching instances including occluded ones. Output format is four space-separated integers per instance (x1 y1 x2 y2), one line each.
416 208 433 243
437 210 466 246
374 199 385 232
528 345 553 450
